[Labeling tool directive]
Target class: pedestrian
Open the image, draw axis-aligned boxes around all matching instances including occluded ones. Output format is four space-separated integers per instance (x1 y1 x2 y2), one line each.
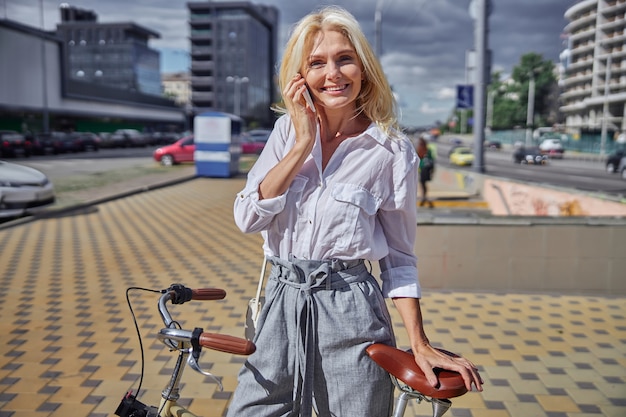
417 136 435 208
229 6 482 417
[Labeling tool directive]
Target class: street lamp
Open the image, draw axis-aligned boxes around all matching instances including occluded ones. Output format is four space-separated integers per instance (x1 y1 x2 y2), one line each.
600 54 612 156
226 76 249 117
39 0 49 133
374 0 384 57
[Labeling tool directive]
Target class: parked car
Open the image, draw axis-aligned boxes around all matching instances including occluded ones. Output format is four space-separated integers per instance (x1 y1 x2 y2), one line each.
0 160 55 219
72 132 100 151
606 149 625 173
0 130 32 158
110 129 147 148
538 138 564 159
31 132 67 155
241 129 272 154
449 146 474 166
513 146 548 165
57 133 85 153
148 132 181 146
153 135 195 166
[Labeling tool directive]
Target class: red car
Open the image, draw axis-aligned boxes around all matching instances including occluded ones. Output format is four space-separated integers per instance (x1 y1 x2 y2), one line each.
153 135 195 166
241 129 271 154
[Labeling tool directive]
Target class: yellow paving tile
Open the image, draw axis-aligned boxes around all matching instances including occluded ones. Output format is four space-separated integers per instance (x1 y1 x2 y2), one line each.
535 394 580 412
1 178 625 417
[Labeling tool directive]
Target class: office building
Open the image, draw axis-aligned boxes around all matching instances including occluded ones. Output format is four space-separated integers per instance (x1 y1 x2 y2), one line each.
187 1 279 127
561 0 626 137
55 4 162 96
0 18 182 134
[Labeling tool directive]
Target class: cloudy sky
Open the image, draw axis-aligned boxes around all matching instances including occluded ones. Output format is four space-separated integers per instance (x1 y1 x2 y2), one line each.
4 0 569 127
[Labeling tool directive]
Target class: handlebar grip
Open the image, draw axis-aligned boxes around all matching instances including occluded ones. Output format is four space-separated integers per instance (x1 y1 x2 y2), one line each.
192 288 226 300
199 333 256 355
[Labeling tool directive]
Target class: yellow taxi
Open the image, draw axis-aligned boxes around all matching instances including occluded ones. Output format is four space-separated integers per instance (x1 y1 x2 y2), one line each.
449 147 474 166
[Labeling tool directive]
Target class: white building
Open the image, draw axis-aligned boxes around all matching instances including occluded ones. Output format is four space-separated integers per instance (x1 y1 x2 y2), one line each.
162 72 191 106
561 0 626 137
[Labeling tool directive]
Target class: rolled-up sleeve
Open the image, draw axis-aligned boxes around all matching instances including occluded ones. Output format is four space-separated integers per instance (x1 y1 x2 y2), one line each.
378 141 421 299
234 177 286 233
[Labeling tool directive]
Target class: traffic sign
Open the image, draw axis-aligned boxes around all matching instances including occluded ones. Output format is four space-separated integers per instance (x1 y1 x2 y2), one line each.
456 85 474 109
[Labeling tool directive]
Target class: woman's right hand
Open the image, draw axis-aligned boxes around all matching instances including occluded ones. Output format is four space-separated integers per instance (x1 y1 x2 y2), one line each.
283 74 317 153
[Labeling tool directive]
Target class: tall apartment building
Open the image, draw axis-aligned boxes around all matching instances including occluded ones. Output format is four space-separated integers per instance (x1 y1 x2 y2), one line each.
187 1 279 127
55 4 162 96
561 0 626 136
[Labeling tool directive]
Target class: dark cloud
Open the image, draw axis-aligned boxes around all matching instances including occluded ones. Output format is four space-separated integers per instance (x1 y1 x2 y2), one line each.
10 0 566 126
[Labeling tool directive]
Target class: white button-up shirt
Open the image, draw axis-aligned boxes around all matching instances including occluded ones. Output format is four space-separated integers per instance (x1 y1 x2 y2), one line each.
234 115 421 298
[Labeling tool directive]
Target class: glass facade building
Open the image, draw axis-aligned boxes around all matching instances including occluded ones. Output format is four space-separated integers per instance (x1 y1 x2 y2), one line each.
56 5 162 96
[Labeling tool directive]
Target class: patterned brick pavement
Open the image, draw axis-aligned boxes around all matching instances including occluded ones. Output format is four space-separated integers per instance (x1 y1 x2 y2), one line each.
0 177 624 417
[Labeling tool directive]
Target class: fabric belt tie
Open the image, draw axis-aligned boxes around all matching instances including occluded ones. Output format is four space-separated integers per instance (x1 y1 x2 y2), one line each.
268 255 366 417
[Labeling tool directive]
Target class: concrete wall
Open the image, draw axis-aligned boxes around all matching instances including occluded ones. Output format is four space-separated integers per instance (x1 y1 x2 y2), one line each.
415 221 626 295
416 166 625 295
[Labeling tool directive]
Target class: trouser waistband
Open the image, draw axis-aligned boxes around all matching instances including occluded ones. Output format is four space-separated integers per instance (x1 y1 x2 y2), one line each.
267 256 365 288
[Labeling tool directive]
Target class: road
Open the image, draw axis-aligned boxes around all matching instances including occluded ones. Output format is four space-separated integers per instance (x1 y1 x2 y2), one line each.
435 142 626 199
9 144 626 200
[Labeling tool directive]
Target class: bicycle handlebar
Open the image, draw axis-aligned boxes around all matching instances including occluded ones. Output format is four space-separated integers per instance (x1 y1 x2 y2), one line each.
157 284 256 356
158 328 256 355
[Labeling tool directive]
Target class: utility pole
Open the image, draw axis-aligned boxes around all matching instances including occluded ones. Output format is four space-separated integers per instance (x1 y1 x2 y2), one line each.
472 0 489 173
600 54 612 156
39 0 49 133
375 0 384 57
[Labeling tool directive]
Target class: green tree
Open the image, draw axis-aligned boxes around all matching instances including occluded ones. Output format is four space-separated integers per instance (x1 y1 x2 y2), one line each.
489 53 557 129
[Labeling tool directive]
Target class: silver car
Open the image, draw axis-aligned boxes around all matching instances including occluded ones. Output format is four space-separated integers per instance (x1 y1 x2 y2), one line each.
0 160 55 219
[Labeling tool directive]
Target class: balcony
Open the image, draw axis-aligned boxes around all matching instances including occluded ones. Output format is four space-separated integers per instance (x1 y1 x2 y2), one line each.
191 61 215 72
565 12 597 33
192 92 215 101
562 71 593 86
191 76 214 87
190 29 213 41
191 47 213 58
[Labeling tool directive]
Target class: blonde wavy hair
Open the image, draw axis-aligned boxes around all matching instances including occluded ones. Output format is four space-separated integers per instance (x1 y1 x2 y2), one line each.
276 6 399 136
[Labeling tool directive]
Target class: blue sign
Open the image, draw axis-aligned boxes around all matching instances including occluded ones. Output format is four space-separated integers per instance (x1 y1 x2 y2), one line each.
456 85 474 109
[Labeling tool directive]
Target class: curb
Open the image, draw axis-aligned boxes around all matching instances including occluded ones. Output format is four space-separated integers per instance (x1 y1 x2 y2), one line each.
0 174 197 231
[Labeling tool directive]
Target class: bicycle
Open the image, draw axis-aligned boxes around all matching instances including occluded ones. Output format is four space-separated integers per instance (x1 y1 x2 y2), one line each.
114 284 256 417
113 283 468 417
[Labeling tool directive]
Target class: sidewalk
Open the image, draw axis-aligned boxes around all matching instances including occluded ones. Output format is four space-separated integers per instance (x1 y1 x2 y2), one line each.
0 161 624 417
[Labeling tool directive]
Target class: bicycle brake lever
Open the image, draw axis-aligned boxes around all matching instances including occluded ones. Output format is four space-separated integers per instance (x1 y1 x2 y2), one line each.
187 350 224 391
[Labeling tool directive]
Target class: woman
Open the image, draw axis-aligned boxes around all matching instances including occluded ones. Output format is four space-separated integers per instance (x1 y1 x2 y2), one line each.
417 137 435 208
230 6 482 417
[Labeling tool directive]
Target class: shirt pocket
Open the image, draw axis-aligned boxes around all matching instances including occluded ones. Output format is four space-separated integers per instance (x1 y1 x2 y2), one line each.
329 183 382 251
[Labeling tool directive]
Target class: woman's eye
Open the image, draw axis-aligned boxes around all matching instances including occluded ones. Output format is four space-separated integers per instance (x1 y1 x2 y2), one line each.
309 61 324 69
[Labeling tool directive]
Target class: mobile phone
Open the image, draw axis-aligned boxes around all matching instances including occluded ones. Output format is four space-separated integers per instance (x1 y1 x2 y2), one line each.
303 87 316 113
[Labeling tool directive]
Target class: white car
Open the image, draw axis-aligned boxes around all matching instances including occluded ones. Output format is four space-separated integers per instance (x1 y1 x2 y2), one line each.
538 138 565 159
0 161 55 219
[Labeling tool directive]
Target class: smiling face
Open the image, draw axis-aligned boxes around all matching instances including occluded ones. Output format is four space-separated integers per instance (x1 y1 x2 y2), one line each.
303 29 364 115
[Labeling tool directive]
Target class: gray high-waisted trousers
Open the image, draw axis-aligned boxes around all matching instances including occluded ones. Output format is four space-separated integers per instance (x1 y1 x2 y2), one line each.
226 256 395 417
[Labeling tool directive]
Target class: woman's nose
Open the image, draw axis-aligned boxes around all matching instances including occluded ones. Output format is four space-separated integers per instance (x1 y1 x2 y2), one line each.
326 62 341 80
